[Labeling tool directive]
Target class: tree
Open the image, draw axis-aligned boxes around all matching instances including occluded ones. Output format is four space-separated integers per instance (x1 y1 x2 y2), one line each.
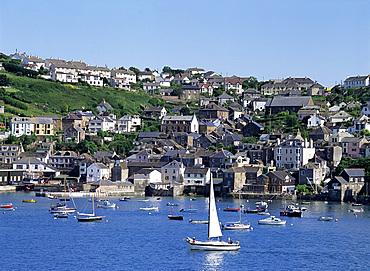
285 114 298 128
0 74 10 86
129 66 140 76
162 66 172 74
180 106 190 115
242 77 258 89
361 129 370 136
144 68 151 72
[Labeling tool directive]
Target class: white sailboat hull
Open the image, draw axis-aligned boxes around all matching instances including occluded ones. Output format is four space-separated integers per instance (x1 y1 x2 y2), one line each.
186 237 240 251
139 207 159 211
222 222 250 230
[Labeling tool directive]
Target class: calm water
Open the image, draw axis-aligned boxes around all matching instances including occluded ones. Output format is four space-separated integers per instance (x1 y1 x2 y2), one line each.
0 192 369 271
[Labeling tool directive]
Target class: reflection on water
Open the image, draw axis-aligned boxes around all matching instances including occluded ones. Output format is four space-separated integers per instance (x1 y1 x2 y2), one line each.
204 251 225 270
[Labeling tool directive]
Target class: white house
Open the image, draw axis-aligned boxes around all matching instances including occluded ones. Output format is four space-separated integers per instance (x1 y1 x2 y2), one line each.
252 98 268 111
88 116 116 132
78 74 103 86
307 114 325 129
116 115 141 133
13 157 60 178
161 160 185 184
109 77 131 90
10 117 34 137
183 167 211 187
22 55 45 70
329 111 353 123
344 75 370 88
86 163 110 183
274 136 315 171
111 68 136 83
225 78 243 95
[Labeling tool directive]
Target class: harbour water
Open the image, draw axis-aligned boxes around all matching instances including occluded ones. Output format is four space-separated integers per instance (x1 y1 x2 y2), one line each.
1 192 369 271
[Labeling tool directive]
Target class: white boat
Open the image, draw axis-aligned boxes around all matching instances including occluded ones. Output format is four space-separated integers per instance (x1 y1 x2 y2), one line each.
222 191 250 230
186 178 240 251
350 208 364 213
258 210 270 215
97 200 116 209
258 216 286 226
189 220 208 224
137 199 149 202
318 216 333 221
139 206 159 211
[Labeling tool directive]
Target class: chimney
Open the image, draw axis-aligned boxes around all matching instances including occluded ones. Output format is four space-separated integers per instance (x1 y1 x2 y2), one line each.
310 139 313 148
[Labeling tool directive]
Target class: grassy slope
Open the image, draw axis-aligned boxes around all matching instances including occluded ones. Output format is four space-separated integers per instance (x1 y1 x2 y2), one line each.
0 71 152 117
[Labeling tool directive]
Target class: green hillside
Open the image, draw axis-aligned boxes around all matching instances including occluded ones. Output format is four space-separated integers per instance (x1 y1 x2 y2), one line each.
0 70 155 117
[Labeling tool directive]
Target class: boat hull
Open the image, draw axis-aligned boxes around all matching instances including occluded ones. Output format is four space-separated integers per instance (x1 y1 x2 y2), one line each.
77 216 103 222
223 208 239 212
186 237 240 251
280 211 302 217
139 207 159 211
23 200 36 203
189 220 208 224
180 209 197 212
168 215 183 220
222 223 250 230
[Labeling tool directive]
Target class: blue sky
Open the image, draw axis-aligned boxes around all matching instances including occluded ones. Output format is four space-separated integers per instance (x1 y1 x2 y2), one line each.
1 0 369 86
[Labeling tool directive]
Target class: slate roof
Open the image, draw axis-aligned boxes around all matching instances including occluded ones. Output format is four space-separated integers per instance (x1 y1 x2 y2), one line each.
210 150 233 158
344 75 370 82
341 168 365 177
138 132 165 139
332 176 348 185
309 126 334 136
266 97 312 107
184 167 209 174
218 93 234 99
341 137 365 143
162 115 195 121
268 170 295 181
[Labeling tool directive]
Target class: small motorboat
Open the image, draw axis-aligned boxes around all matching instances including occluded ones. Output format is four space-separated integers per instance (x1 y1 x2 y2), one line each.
1 207 15 211
258 210 270 215
258 216 286 226
166 202 179 206
223 207 239 212
222 222 250 230
97 201 116 209
0 203 13 208
244 208 260 214
190 198 196 201
156 197 161 200
352 203 362 206
318 216 333 221
301 202 310 205
180 208 197 213
55 212 69 219
255 201 268 210
48 195 58 199
349 208 364 213
137 199 150 202
119 197 130 202
59 198 70 201
189 219 208 224
139 206 159 211
23 199 36 203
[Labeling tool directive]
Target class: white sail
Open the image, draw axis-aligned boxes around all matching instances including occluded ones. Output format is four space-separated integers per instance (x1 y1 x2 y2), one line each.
208 177 223 239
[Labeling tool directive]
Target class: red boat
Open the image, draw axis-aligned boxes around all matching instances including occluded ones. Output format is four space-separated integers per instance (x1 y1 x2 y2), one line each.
0 203 13 208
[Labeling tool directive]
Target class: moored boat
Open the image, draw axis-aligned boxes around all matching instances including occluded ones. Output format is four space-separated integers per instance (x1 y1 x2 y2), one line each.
77 195 104 222
180 208 197 213
223 207 239 212
189 219 208 224
222 191 250 230
137 199 150 202
318 216 333 221
0 203 13 208
168 215 183 220
97 200 116 209
22 199 36 203
139 206 159 211
166 202 179 206
258 216 286 226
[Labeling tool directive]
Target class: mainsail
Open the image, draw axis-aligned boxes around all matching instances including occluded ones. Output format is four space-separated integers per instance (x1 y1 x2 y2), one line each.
208 177 223 239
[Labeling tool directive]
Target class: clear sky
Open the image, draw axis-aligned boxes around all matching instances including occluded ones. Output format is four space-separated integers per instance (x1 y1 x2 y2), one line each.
1 0 369 87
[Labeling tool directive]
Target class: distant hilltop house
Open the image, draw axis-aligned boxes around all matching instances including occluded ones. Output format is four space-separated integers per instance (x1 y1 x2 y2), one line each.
344 75 370 88
185 67 205 76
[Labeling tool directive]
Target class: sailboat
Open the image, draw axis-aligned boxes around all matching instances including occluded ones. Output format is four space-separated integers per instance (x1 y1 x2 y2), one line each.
222 191 250 230
168 207 183 220
186 178 241 251
77 194 103 222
